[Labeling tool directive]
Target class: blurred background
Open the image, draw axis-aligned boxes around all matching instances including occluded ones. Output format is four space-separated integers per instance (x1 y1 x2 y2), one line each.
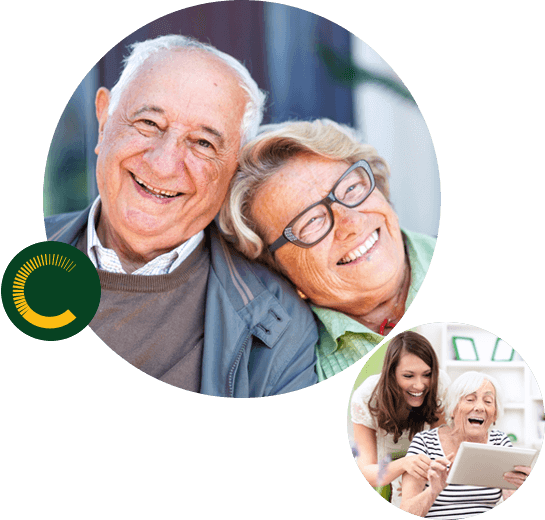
43 0 440 237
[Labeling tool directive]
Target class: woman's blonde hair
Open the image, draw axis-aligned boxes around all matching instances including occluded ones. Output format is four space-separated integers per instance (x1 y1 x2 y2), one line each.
219 119 392 271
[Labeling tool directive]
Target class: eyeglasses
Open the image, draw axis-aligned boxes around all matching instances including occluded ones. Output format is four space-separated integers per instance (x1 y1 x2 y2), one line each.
268 160 376 253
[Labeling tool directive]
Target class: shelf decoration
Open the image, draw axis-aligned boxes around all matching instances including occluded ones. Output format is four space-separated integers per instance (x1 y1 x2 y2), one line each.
491 338 515 361
452 336 479 361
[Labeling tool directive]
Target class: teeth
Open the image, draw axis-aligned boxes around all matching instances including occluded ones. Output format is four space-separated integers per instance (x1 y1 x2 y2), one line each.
408 391 424 397
338 230 379 265
132 173 180 198
468 417 484 424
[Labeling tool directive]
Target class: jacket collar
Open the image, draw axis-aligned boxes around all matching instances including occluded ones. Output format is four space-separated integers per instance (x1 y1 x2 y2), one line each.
45 206 91 246
207 222 291 349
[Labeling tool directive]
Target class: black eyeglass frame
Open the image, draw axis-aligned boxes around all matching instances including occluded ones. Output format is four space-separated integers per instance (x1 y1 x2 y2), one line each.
268 159 376 253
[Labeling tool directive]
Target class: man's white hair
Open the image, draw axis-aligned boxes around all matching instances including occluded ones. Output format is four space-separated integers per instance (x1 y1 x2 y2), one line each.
108 34 267 147
443 371 504 427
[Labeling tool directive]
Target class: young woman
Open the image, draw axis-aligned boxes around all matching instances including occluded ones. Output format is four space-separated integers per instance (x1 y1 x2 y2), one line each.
350 331 450 505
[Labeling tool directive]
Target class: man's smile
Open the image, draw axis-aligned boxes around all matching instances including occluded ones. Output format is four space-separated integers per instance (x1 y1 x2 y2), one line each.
130 172 182 199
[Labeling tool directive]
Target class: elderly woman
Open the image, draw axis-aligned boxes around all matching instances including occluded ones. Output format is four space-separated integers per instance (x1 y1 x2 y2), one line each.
400 372 532 518
219 119 436 380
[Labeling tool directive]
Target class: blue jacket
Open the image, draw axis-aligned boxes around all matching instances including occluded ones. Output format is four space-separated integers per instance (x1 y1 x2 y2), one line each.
45 208 318 397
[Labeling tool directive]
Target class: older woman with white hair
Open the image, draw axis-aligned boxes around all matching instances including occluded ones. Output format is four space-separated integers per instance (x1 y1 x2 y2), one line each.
400 371 532 518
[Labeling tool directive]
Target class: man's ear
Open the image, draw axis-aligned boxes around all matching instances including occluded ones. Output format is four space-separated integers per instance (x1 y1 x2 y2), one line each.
95 87 111 153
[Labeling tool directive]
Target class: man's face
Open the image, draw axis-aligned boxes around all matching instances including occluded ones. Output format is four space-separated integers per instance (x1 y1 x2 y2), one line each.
94 49 247 261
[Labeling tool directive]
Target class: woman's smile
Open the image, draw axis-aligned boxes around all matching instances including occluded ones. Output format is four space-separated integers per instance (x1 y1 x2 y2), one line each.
337 229 379 265
395 352 431 408
405 389 427 407
252 156 407 316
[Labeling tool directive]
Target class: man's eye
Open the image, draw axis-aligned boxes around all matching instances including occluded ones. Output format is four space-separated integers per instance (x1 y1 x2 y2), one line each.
197 139 212 148
134 119 161 135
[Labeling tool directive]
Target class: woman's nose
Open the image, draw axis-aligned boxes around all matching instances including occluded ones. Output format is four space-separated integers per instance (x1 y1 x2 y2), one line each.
413 378 426 391
333 205 366 242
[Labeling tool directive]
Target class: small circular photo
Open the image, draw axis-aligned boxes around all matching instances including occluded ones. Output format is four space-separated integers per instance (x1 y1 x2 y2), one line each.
348 323 543 517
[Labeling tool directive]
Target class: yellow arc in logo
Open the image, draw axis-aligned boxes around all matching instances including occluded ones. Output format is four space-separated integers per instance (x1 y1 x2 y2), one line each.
12 254 77 329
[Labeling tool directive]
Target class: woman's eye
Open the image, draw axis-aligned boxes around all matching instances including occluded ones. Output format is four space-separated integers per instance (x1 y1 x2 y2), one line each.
197 139 212 148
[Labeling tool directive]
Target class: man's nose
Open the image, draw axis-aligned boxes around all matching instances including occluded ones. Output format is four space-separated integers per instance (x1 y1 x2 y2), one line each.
144 133 186 178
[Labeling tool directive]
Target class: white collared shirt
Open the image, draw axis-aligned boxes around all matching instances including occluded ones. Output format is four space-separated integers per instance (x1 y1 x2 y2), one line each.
86 197 204 275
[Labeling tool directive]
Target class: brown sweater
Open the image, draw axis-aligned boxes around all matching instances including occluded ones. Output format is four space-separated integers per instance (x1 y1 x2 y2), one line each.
78 234 210 392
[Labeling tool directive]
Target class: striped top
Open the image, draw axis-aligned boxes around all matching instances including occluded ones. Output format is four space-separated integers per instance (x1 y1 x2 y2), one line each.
407 428 512 518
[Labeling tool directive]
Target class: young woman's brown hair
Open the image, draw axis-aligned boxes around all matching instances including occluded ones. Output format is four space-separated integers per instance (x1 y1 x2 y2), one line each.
368 331 441 443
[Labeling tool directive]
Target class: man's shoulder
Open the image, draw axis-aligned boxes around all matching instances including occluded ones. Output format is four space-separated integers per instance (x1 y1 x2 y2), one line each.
203 225 318 396
207 225 310 315
45 207 91 244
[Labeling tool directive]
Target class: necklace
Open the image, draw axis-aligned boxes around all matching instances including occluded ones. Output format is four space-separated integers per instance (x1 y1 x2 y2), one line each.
379 318 397 335
379 255 412 335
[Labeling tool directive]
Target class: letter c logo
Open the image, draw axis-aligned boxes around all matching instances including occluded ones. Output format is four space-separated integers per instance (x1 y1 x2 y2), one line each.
2 242 101 341
13 255 77 329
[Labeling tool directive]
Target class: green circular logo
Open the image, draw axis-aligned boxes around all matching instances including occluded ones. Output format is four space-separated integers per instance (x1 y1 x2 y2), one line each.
2 241 101 341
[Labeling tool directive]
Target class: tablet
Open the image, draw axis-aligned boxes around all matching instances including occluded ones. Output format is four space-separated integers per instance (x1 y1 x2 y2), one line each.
446 442 538 490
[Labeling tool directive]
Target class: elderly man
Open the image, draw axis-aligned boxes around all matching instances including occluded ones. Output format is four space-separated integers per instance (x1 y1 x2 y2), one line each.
45 35 318 397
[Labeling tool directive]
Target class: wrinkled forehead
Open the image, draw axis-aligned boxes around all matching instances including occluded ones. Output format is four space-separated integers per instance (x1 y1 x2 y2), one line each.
275 155 350 190
113 48 248 153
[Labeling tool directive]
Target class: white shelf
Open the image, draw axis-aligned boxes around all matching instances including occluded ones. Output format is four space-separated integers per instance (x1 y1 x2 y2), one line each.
418 323 544 451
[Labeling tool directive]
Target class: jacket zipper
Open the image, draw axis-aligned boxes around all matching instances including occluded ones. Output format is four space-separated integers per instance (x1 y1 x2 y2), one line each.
227 333 251 397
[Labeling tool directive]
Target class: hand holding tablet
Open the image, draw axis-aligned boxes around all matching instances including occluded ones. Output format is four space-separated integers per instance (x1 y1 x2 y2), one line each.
503 465 532 489
446 442 537 490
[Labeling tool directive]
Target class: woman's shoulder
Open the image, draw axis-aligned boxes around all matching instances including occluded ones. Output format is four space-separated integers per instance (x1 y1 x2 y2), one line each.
402 229 436 270
407 427 440 456
488 429 513 446
414 426 440 442
402 228 437 248
350 374 381 427
352 374 380 402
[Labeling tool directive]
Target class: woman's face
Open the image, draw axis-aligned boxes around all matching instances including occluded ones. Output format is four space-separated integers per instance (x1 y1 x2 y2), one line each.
451 380 497 441
251 155 406 314
394 352 432 408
